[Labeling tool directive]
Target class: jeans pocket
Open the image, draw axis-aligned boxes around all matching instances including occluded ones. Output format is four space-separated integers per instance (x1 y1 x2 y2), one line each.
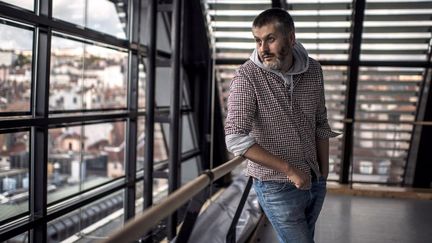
263 181 289 194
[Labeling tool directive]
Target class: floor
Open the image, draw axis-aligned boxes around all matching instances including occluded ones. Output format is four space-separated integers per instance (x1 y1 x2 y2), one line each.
255 193 432 243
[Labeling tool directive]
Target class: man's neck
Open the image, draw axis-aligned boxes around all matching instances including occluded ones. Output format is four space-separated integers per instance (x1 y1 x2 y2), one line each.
281 55 294 73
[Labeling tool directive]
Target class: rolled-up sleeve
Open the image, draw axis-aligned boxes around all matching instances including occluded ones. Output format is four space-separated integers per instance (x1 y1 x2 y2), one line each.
224 72 257 154
316 66 341 139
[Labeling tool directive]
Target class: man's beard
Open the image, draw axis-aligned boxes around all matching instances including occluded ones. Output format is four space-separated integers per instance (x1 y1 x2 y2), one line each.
262 45 290 71
263 57 283 70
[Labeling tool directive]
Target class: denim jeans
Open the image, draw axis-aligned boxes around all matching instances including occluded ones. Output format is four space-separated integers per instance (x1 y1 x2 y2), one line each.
253 176 327 243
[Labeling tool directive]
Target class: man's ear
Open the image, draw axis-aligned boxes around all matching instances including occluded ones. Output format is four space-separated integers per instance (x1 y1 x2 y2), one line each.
289 31 296 47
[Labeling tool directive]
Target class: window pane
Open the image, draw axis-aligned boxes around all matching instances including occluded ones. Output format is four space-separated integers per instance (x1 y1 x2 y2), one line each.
323 66 346 181
47 190 124 242
0 23 33 114
182 115 196 153
0 131 29 221
48 122 125 204
1 0 33 11
162 115 197 154
351 66 422 184
136 119 168 172
5 231 28 242
155 67 172 107
52 0 127 39
50 35 128 112
135 178 168 214
181 157 199 185
138 62 146 109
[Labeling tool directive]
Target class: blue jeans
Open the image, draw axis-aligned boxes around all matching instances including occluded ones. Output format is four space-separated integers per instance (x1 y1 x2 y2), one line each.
253 177 327 243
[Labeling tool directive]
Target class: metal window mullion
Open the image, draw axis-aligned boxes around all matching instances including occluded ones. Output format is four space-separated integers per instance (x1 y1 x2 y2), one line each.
340 0 365 184
144 0 157 213
30 0 52 241
168 0 183 240
124 0 140 222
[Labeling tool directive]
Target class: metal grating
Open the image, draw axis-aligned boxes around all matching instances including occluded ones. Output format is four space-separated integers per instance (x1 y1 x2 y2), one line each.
287 0 353 61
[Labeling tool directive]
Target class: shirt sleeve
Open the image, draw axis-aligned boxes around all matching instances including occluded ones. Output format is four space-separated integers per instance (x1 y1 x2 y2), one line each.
224 71 257 152
225 134 256 156
316 66 341 139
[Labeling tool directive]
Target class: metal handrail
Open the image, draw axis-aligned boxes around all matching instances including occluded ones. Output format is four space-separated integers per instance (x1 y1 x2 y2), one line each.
102 156 245 243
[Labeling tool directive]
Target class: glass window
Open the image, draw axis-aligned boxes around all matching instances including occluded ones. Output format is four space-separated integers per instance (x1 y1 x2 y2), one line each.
352 122 413 184
0 22 33 114
135 181 143 214
181 115 197 153
50 34 128 112
52 0 127 39
181 157 200 185
152 178 168 203
4 231 28 242
136 119 168 172
47 190 124 242
135 178 168 214
323 66 346 180
47 122 126 204
1 0 33 11
353 66 421 183
138 62 146 109
0 131 30 222
162 114 198 154
155 67 172 108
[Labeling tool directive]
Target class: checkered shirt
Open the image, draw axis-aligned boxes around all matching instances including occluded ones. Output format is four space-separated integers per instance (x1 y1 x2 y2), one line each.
224 58 339 182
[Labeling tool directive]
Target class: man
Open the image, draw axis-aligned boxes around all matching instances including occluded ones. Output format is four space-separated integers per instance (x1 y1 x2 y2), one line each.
224 8 339 243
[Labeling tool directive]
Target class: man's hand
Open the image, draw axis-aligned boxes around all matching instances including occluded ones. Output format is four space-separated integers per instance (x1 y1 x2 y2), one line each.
242 144 311 189
284 164 310 189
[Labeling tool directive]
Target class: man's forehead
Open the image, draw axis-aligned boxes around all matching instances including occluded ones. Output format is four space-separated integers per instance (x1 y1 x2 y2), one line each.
252 23 279 37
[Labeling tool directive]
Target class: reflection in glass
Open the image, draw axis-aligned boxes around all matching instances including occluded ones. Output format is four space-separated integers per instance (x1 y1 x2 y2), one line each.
52 0 127 39
48 122 125 204
50 35 128 112
1 0 33 11
47 190 124 242
0 131 29 222
0 23 33 114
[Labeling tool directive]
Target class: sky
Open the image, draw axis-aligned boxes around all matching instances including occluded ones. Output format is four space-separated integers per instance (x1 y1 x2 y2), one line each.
0 0 126 51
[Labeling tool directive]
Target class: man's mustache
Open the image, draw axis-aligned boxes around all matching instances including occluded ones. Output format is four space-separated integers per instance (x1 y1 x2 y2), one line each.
261 52 275 58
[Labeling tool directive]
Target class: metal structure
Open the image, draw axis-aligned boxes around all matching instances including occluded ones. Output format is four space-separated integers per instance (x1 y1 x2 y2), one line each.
0 0 432 242
0 0 218 241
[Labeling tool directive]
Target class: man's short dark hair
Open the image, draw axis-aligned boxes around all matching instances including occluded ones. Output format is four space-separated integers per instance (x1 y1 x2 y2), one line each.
252 8 295 35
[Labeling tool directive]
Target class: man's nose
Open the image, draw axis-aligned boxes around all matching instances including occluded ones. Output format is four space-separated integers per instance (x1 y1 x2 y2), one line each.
259 41 269 53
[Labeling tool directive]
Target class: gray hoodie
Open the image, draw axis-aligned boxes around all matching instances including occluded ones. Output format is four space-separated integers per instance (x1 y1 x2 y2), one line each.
225 41 310 156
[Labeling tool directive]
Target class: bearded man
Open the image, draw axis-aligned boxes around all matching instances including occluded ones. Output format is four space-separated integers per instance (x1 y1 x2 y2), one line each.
224 8 339 243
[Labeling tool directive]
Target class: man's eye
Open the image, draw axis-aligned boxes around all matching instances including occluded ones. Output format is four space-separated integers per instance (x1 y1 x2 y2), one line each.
268 37 275 42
